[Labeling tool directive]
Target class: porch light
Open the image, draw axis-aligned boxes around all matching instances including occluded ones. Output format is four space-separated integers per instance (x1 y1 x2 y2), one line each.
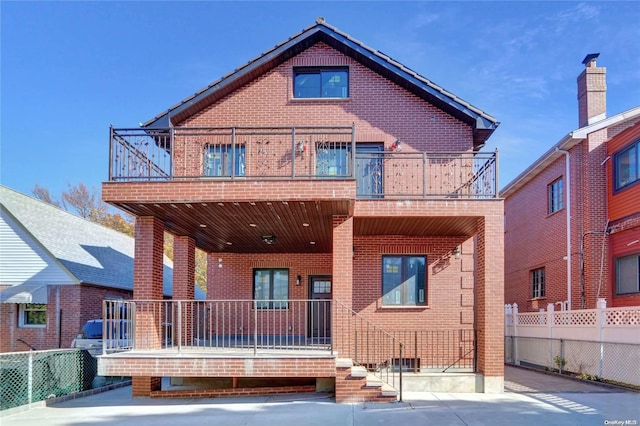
218 258 223 268
453 246 461 259
296 141 306 153
391 139 402 152
296 275 302 286
262 235 276 244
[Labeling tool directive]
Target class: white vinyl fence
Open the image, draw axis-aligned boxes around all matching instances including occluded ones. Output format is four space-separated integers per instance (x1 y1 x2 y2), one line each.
504 300 640 387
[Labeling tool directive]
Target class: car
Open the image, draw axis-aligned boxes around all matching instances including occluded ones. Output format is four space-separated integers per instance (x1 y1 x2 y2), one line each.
71 319 132 356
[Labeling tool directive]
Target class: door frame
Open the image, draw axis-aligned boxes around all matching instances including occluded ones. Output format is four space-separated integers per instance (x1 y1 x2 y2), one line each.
307 275 332 339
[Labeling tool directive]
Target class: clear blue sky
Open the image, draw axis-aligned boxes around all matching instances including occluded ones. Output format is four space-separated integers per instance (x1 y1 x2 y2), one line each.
2 1 639 200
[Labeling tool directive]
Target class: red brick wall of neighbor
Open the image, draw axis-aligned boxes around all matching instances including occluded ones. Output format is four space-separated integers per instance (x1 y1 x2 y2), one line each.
504 156 573 312
0 285 131 353
505 118 640 312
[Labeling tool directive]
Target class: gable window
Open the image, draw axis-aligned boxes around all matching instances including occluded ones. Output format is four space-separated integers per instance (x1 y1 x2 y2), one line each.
616 254 640 295
253 269 289 309
531 268 545 299
382 256 426 306
18 304 46 328
294 67 349 99
614 139 640 190
204 144 245 177
548 178 564 214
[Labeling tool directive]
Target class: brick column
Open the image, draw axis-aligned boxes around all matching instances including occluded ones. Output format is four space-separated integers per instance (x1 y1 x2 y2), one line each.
173 236 195 345
476 213 504 393
132 217 164 396
332 215 353 355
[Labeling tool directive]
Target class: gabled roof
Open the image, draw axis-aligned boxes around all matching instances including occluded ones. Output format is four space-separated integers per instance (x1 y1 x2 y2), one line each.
501 105 640 197
0 186 205 299
143 18 499 147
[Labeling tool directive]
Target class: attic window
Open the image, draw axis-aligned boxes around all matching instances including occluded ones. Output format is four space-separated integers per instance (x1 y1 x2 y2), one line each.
294 67 349 99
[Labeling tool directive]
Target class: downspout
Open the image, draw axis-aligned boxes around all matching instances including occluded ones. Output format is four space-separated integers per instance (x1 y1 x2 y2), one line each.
556 148 572 310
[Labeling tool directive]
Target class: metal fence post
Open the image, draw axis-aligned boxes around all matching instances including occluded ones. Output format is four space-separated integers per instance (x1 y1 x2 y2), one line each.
399 342 403 402
253 300 258 356
177 301 182 355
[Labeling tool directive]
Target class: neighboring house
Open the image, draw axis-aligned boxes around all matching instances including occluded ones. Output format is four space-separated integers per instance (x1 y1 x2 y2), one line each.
503 54 640 312
100 18 504 402
0 185 203 352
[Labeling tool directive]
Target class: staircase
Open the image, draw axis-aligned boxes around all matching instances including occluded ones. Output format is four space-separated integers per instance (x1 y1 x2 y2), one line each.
335 358 398 403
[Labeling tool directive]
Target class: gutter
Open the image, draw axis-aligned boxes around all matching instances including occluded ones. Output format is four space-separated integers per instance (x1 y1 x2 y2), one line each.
555 147 572 310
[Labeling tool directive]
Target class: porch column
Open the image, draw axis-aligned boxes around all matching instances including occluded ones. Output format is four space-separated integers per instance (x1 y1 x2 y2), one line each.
332 215 353 305
332 215 353 355
132 216 164 396
476 213 504 393
173 236 195 346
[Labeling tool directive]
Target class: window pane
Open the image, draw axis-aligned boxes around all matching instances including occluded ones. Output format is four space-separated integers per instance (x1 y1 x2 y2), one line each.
254 270 270 300
294 72 321 98
272 270 289 300
407 257 426 304
22 304 46 326
616 145 637 189
322 70 348 98
617 255 639 294
204 145 245 176
316 144 349 176
382 257 403 305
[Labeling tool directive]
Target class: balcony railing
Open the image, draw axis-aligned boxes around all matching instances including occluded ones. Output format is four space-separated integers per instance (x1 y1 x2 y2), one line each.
109 126 498 199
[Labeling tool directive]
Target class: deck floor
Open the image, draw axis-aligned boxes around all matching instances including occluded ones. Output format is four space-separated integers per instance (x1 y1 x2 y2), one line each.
100 346 336 359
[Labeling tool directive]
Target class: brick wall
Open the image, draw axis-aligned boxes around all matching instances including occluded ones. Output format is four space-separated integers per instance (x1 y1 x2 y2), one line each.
0 285 131 353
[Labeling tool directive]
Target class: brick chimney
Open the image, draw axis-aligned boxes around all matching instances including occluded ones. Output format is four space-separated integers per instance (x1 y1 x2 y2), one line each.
577 53 606 127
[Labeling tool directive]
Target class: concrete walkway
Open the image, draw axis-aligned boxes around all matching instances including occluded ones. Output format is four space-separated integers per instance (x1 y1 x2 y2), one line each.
1 366 638 426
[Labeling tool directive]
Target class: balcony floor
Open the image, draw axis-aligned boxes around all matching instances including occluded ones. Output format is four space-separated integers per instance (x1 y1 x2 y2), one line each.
100 346 336 359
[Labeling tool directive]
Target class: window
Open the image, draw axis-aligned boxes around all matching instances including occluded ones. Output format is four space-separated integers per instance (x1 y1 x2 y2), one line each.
316 142 350 176
204 145 245 177
18 304 46 327
294 67 349 98
614 139 640 190
253 269 289 309
382 256 426 306
531 268 545 299
616 254 640 295
548 178 564 214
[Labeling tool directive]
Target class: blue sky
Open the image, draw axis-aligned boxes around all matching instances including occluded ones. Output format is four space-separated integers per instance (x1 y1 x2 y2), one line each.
2 1 639 201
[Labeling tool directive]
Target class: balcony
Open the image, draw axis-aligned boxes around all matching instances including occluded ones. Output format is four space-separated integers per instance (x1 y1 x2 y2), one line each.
109 126 497 199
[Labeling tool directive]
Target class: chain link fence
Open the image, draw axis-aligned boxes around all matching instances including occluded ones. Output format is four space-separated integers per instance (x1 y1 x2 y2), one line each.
0 349 97 411
505 336 640 387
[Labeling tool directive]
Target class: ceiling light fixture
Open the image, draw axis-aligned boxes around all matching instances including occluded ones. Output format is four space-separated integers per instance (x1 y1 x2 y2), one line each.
262 235 277 245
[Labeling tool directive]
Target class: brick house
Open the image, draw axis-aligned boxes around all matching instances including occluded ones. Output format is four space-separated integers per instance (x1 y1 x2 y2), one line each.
0 185 197 352
503 54 640 312
100 19 504 401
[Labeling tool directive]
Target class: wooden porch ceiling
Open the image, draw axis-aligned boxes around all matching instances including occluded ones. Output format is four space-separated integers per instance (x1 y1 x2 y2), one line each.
114 201 479 254
114 200 348 253
355 216 479 237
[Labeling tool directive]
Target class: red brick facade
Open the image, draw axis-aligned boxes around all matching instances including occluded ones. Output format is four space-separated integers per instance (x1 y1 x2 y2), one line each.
102 22 504 399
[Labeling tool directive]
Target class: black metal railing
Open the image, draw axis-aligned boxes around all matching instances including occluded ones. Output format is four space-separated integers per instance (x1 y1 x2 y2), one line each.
108 126 498 199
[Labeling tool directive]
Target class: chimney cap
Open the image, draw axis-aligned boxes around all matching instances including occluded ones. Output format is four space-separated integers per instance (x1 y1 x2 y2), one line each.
582 53 600 65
